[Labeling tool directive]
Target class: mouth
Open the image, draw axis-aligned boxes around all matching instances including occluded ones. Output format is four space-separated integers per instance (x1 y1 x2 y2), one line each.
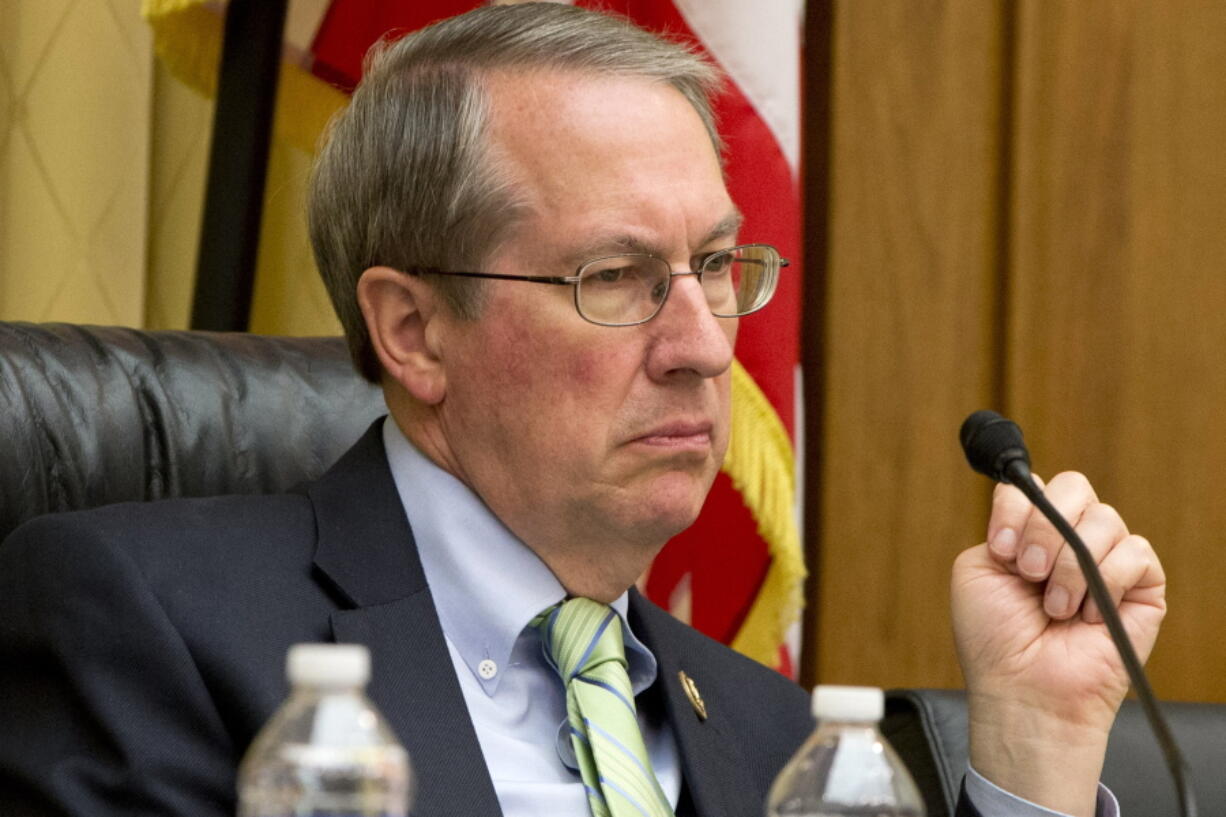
629 421 715 451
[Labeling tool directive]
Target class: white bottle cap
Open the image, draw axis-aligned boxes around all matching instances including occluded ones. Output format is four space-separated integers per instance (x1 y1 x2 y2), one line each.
811 685 884 722
286 643 370 687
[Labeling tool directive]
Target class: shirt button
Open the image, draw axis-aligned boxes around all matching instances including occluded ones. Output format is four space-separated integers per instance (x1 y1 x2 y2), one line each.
477 659 498 680
556 719 578 770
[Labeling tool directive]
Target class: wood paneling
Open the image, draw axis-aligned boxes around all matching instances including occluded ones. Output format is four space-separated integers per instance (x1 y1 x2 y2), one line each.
810 0 1226 703
813 0 1006 689
1007 0 1226 701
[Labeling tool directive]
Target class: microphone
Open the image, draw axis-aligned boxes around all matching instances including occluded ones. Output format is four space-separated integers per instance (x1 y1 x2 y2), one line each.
959 410 1030 484
959 411 1197 817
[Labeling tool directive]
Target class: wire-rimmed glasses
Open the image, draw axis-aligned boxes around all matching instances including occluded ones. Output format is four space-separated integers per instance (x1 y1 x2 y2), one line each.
413 243 787 326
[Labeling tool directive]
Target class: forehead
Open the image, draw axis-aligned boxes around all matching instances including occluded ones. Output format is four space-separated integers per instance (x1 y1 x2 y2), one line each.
480 69 734 260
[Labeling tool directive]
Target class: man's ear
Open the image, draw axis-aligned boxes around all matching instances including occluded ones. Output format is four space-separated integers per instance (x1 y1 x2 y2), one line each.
357 266 448 405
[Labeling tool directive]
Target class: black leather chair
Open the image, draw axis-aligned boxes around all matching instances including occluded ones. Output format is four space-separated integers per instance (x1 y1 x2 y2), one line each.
885 688 1226 817
0 321 384 542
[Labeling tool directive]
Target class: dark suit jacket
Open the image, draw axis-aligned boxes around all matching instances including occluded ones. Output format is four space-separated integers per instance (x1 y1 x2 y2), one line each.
0 423 829 817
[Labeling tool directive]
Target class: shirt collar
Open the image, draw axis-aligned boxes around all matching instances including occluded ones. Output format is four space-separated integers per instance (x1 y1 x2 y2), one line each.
381 418 658 696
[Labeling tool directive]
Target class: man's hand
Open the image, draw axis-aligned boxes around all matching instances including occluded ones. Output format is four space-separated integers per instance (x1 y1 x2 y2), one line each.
951 471 1167 817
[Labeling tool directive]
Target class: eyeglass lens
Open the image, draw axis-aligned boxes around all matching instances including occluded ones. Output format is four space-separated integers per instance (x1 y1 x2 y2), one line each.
576 245 778 325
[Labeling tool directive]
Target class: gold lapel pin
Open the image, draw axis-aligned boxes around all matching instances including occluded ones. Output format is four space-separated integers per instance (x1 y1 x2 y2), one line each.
678 670 707 720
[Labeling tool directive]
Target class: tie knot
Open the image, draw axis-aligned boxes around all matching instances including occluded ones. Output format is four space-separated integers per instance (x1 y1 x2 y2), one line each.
535 597 627 681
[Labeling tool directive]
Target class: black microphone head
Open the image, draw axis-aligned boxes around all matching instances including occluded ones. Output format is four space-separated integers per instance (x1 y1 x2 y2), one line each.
960 410 1031 483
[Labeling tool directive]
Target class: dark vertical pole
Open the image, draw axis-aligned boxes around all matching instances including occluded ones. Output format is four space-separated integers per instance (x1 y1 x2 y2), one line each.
190 0 289 331
994 0 1017 414
799 0 835 689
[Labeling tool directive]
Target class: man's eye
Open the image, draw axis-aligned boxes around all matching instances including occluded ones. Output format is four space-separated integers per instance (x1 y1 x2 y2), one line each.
702 252 734 273
589 266 639 284
594 267 627 283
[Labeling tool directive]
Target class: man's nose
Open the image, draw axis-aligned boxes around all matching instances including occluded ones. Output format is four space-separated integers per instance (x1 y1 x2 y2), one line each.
644 273 736 381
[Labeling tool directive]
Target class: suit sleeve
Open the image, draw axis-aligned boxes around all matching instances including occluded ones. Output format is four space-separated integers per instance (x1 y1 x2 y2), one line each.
0 516 238 817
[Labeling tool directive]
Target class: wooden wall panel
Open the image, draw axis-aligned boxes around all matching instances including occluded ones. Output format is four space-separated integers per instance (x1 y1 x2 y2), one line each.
813 0 1005 689
1007 0 1226 702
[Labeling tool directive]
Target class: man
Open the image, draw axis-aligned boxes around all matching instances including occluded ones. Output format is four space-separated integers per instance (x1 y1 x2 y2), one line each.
0 5 1164 817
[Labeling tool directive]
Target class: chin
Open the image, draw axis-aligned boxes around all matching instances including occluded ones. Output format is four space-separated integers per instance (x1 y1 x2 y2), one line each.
629 472 709 540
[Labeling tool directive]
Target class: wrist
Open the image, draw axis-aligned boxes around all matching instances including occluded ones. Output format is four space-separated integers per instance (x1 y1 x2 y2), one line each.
967 691 1110 817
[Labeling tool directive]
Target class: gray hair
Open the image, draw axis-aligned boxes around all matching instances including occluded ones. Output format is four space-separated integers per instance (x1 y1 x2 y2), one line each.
307 2 723 382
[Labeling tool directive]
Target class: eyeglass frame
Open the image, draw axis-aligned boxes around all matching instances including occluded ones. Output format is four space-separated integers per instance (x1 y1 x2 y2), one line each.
408 242 788 327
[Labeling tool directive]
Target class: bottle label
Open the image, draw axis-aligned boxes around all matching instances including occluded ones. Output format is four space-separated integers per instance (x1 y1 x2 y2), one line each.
824 732 894 805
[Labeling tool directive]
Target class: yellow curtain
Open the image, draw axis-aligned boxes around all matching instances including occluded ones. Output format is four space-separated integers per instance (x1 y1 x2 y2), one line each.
1 0 152 325
0 0 342 336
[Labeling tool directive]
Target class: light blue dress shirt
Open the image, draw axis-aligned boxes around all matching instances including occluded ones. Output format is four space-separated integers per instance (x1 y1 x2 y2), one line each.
382 417 1115 817
382 420 681 815
967 769 1118 817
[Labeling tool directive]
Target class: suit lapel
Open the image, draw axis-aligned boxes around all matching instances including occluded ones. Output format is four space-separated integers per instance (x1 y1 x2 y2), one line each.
629 592 761 817
308 422 502 817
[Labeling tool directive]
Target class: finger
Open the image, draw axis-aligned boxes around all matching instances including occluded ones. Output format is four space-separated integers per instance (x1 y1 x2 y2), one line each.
1083 534 1166 627
1015 471 1098 582
1042 502 1127 619
987 474 1046 564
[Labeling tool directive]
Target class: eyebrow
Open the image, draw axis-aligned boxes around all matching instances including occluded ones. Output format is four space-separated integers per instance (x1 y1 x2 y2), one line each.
700 210 746 246
562 208 745 267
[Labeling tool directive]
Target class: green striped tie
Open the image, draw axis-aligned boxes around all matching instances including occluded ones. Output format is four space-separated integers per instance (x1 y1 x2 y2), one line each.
536 598 675 817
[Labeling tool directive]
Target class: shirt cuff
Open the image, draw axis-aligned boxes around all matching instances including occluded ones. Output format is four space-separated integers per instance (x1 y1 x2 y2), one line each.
965 764 1121 817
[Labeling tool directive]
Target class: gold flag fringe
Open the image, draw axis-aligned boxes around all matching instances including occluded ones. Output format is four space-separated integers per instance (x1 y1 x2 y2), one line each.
725 359 807 669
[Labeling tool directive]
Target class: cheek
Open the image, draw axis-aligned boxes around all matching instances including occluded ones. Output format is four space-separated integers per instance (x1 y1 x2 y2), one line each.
566 346 621 389
459 324 610 429
499 318 637 399
560 338 650 436
489 328 543 388
447 307 643 458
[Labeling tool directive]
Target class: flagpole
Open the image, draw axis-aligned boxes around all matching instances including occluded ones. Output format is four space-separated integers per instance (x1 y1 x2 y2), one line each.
191 0 289 332
799 0 835 688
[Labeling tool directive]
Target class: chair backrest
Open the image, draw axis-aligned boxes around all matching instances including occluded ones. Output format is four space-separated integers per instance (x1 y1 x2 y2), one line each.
885 688 1226 817
0 322 385 543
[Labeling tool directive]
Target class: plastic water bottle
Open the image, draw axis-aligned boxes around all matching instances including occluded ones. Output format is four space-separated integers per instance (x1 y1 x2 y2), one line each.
237 644 413 817
766 685 924 817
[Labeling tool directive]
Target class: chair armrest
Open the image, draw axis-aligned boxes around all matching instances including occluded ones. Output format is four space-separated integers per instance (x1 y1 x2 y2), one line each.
884 688 1226 817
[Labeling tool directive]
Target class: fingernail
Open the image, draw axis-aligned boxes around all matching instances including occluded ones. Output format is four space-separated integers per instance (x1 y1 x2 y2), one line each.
1045 585 1069 618
990 527 1018 558
1019 545 1048 576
